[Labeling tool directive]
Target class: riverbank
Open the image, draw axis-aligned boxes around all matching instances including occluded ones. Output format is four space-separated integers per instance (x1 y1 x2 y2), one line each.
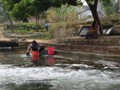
0 27 120 60
15 35 120 62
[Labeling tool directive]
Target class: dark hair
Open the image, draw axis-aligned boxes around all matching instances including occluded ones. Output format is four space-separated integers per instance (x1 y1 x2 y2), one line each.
31 40 39 51
32 40 38 46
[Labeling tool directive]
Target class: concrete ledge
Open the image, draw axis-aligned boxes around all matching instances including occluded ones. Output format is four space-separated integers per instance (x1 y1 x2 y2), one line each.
0 41 18 47
44 43 120 56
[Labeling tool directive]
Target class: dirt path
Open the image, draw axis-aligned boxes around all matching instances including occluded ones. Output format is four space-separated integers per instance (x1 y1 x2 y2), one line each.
0 28 11 41
0 27 57 44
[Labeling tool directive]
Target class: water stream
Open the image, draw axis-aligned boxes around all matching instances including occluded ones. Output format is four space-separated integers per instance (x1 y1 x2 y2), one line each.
0 49 120 90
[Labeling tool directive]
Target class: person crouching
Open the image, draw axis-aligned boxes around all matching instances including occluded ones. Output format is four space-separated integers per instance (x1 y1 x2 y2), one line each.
26 40 40 65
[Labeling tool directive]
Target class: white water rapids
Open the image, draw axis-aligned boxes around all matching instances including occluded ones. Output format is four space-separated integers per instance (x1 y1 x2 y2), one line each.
0 63 120 90
0 50 120 90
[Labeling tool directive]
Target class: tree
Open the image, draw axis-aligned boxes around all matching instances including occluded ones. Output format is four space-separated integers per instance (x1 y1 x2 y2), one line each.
1 0 112 34
50 0 101 34
50 0 111 35
102 0 117 15
12 0 52 25
3 0 21 11
50 0 77 7
0 0 21 30
0 0 14 30
12 0 30 22
85 0 103 35
78 0 112 35
28 0 51 25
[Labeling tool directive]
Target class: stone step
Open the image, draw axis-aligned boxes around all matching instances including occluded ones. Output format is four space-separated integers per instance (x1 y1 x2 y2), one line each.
45 43 120 56
17 41 120 57
62 36 120 46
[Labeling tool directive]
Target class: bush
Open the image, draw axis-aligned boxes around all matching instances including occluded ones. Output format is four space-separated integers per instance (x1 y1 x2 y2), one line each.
14 23 43 31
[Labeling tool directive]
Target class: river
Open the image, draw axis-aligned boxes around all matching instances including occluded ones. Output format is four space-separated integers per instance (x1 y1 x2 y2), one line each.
0 49 120 90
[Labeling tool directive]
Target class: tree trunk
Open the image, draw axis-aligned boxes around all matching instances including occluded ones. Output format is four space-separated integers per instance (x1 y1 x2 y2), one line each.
35 16 39 25
86 0 103 35
90 6 103 35
7 13 14 31
35 16 39 32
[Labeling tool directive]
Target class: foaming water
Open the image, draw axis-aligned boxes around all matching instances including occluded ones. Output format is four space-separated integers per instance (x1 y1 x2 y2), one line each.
0 50 120 90
0 64 120 90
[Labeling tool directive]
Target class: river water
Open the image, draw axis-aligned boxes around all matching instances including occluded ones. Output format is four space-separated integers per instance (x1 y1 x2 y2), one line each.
0 49 120 90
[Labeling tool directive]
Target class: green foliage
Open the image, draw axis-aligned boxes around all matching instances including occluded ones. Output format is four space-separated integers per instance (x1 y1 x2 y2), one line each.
1 0 79 24
2 0 21 11
46 5 78 23
50 0 77 6
102 0 116 15
29 0 51 16
46 5 80 39
12 0 31 21
13 29 35 34
46 7 58 22
0 3 7 22
15 23 43 31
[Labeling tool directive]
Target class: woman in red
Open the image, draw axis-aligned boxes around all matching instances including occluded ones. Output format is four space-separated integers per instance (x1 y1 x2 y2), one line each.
26 40 40 64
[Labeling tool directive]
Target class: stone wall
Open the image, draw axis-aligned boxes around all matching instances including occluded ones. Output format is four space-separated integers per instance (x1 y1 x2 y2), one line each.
112 25 120 34
44 43 120 56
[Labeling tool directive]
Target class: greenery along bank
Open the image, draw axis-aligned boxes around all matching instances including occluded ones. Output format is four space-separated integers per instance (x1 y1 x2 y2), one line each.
0 0 120 40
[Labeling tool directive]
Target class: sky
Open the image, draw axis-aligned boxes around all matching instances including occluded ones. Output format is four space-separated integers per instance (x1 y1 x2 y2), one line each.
81 0 87 5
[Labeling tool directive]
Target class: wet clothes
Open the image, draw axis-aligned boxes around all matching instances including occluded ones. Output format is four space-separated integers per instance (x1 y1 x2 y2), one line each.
28 45 39 61
31 45 39 51
32 51 39 61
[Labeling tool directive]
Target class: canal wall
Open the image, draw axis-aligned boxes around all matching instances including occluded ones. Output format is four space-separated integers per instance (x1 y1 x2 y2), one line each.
16 35 120 62
1 25 120 60
41 35 120 55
